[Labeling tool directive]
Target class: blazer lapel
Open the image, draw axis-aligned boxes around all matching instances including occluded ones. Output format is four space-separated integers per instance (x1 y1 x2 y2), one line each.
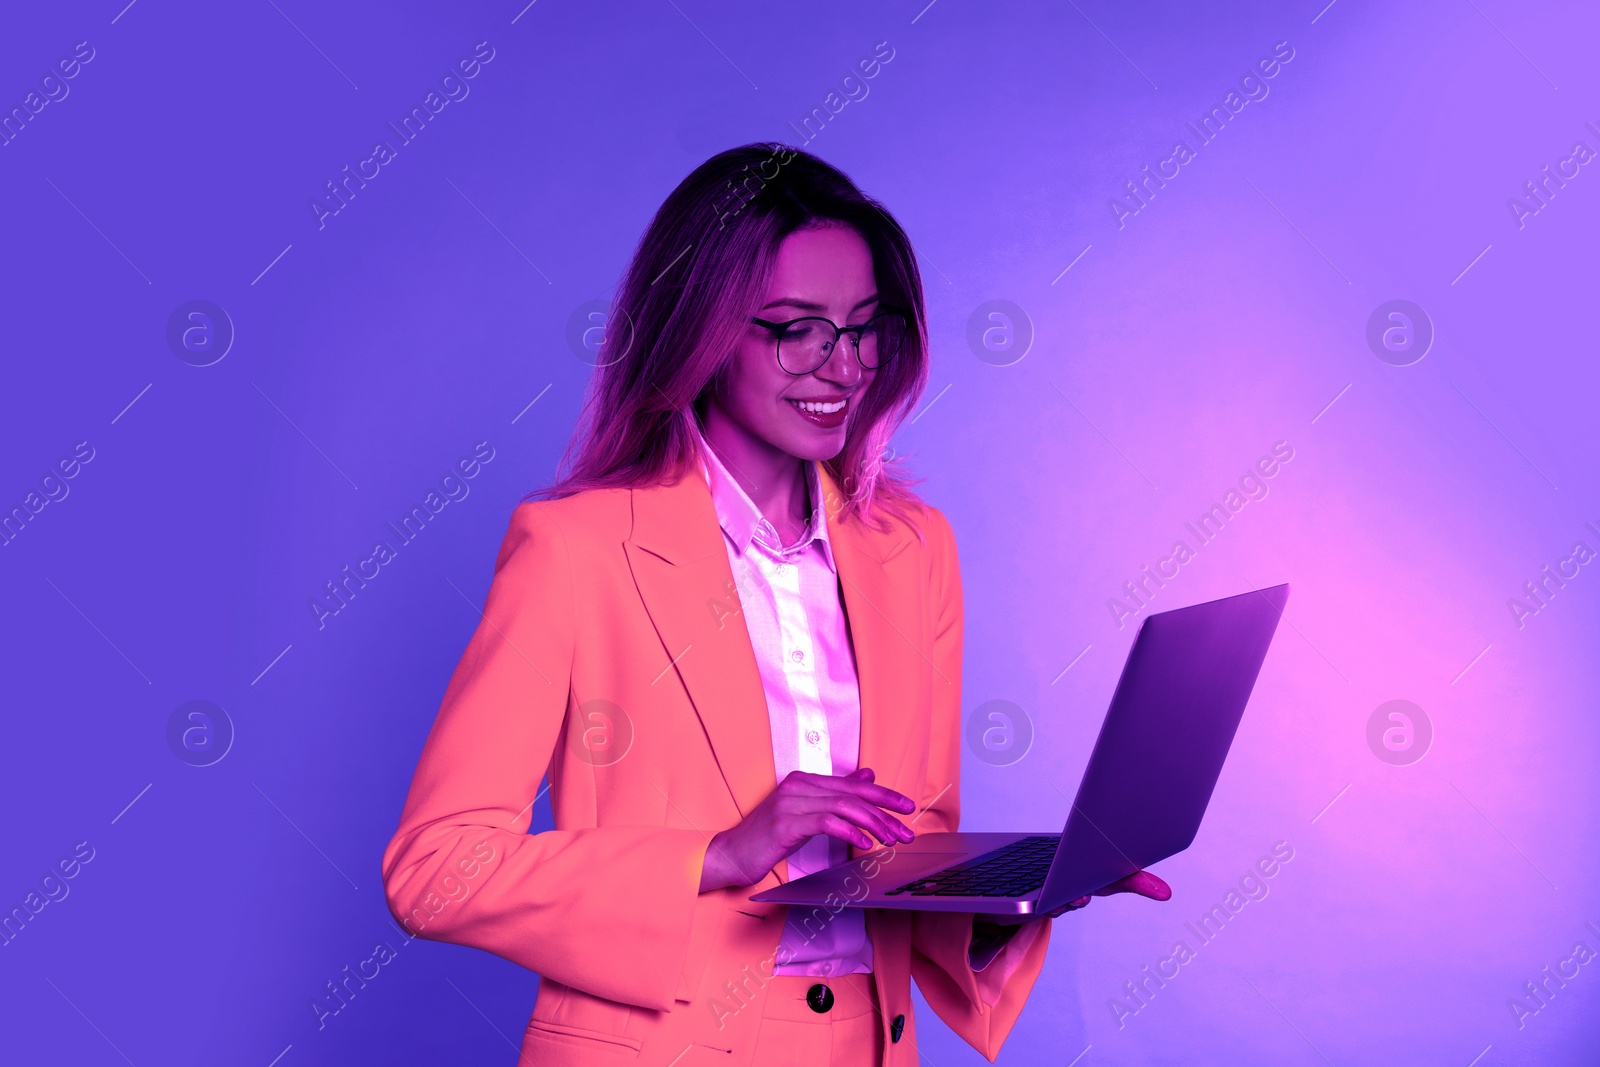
624 462 930 828
625 470 776 819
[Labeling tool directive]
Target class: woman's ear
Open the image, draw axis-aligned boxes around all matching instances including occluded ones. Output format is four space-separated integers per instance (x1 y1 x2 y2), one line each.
700 358 734 412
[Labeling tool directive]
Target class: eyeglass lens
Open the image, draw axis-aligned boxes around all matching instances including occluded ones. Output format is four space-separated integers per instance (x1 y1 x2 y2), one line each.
778 314 905 373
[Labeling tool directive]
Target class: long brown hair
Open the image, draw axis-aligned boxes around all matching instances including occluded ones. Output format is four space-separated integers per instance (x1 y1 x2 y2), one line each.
534 143 930 529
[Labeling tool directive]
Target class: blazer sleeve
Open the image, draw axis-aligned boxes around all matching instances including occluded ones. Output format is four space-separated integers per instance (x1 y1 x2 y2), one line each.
907 505 1054 1062
380 502 711 1011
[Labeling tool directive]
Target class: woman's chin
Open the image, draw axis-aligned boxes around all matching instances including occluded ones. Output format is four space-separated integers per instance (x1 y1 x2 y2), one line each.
782 430 849 464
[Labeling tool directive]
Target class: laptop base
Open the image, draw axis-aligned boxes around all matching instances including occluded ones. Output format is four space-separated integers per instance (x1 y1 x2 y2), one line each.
750 831 1053 915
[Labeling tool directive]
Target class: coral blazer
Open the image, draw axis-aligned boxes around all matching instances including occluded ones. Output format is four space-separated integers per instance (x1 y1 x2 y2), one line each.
381 462 1052 1065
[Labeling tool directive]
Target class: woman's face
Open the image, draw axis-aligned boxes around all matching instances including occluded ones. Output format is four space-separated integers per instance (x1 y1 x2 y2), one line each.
713 222 879 463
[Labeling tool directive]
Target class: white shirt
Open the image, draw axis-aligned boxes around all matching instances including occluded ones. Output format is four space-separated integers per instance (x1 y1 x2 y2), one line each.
695 435 873 977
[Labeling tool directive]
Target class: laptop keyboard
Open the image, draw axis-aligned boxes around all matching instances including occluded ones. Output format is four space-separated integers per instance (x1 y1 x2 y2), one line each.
883 835 1059 897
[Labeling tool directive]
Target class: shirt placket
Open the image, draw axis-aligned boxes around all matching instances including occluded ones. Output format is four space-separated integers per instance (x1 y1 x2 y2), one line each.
757 543 830 771
752 528 834 882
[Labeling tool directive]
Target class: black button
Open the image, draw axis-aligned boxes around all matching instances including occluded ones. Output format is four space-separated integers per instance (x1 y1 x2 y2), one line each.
806 983 834 1013
891 1014 905 1043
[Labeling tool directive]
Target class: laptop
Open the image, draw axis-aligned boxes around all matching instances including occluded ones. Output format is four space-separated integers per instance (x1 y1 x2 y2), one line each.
750 584 1288 915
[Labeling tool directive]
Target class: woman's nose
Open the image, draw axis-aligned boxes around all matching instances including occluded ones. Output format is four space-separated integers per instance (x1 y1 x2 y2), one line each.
814 340 864 386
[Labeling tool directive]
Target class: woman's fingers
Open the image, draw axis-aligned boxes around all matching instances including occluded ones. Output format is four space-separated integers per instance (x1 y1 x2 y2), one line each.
775 792 910 848
785 768 917 815
1094 869 1173 900
841 771 917 814
697 771 923 890
810 794 914 845
815 813 876 851
732 769 920 878
1032 895 1094 920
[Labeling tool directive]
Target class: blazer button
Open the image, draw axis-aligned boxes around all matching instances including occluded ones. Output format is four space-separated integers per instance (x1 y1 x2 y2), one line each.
891 1013 906 1042
805 983 834 1013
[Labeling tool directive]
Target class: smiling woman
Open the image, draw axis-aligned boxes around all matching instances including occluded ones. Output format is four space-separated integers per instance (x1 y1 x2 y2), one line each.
699 223 911 543
380 145 1157 1067
542 144 931 528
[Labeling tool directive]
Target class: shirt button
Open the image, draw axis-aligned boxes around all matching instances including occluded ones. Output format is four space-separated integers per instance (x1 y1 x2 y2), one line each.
790 649 804 663
806 729 820 746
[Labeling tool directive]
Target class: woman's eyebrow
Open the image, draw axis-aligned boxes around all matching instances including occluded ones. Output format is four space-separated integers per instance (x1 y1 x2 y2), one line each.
760 295 881 312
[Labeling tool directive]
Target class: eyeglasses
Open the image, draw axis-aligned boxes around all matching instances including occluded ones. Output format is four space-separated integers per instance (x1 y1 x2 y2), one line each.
751 310 908 376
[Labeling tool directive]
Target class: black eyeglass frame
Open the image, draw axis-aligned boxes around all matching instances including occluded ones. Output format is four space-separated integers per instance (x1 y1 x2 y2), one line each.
750 309 909 376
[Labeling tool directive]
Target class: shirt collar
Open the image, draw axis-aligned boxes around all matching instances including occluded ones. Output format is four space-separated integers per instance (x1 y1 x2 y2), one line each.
694 426 836 573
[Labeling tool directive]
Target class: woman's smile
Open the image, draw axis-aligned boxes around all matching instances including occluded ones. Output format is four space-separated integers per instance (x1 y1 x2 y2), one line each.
788 393 850 429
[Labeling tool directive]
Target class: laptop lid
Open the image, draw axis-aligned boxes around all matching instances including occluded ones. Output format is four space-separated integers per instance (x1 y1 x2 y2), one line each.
1038 583 1289 910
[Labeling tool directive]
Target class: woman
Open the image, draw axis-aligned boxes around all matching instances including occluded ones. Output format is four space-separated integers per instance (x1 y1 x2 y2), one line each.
381 143 1168 1065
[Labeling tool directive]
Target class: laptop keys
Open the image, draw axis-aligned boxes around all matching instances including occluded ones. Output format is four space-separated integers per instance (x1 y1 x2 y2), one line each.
883 835 1059 896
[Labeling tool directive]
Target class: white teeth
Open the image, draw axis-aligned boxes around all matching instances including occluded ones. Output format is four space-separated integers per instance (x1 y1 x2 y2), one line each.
792 399 846 414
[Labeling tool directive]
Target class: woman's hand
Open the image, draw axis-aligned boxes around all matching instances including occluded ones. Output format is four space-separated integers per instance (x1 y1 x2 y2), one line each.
979 868 1173 928
698 767 916 892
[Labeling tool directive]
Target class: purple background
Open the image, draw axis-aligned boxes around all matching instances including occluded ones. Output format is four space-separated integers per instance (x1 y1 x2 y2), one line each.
2 0 1596 1063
